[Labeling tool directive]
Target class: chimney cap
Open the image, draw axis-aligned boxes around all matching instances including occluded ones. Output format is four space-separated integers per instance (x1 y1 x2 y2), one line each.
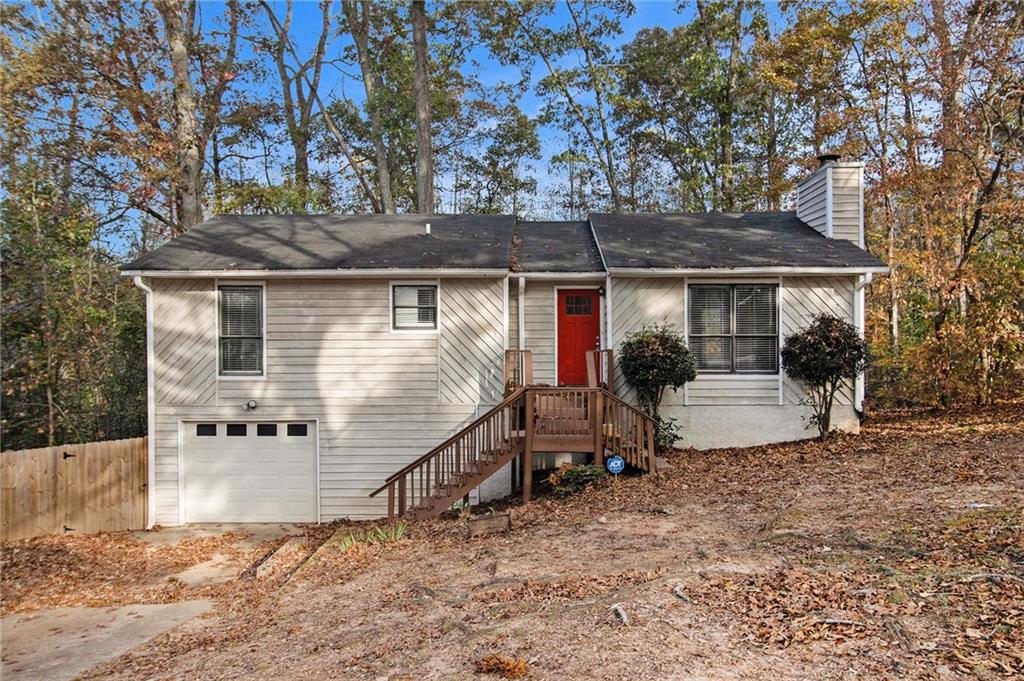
817 153 841 167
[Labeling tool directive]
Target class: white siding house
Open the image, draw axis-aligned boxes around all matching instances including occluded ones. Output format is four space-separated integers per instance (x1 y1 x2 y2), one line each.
125 159 886 524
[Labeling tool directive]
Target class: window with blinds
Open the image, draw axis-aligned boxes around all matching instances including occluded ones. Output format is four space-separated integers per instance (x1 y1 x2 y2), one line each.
219 285 263 375
688 284 778 373
392 284 437 330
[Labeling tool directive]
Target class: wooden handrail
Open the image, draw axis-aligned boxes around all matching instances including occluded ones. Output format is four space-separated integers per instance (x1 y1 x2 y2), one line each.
369 386 527 498
586 349 614 392
369 384 658 518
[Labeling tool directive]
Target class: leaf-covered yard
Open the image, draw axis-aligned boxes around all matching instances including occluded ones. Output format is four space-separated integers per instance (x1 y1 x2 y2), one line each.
4 405 1022 679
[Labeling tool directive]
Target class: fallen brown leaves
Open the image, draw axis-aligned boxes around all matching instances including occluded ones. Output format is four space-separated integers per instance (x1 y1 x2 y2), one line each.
474 654 529 678
0 530 273 615
481 569 663 605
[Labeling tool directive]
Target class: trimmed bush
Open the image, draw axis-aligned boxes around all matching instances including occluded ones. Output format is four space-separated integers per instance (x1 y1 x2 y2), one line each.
619 324 696 449
781 314 869 440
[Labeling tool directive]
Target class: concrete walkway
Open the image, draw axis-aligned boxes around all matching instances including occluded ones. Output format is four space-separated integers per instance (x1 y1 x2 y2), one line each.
1 601 212 681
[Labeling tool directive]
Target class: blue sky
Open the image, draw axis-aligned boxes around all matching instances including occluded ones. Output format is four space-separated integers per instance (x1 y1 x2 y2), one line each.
192 1 787 219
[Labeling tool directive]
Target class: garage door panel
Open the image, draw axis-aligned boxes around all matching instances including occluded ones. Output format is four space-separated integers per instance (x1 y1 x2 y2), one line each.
183 421 317 523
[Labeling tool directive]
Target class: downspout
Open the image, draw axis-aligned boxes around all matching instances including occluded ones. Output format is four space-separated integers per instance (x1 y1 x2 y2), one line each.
853 273 873 418
133 276 157 529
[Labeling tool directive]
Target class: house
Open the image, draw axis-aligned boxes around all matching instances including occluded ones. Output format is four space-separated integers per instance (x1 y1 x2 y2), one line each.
121 156 887 525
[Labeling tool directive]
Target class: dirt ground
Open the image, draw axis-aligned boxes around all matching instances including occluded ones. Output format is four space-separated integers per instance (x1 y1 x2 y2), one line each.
3 404 1022 680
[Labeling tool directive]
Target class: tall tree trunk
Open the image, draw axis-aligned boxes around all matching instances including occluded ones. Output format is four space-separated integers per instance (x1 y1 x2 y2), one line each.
156 0 203 233
343 0 396 213
410 0 434 213
263 0 330 203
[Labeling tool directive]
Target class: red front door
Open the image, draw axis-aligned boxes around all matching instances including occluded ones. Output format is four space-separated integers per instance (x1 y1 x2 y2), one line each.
557 289 601 385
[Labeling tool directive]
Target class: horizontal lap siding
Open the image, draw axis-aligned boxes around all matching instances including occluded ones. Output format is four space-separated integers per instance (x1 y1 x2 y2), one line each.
782 276 856 406
523 281 556 384
831 166 862 244
686 376 778 405
796 170 828 236
521 279 605 385
150 277 505 523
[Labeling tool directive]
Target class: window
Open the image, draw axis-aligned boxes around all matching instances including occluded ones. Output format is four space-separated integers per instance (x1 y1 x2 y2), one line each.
219 285 263 376
287 423 308 437
257 423 277 437
564 295 592 316
196 424 217 437
688 284 778 373
226 423 247 436
392 284 437 331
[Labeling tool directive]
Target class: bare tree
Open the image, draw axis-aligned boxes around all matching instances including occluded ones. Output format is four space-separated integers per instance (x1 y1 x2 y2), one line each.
410 0 434 212
342 0 396 213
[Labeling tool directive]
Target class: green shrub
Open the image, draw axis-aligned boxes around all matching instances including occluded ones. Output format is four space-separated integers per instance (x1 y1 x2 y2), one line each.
618 324 696 449
547 463 607 495
781 314 869 439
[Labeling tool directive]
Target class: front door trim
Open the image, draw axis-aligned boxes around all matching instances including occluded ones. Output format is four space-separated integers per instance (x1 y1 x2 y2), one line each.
553 285 604 386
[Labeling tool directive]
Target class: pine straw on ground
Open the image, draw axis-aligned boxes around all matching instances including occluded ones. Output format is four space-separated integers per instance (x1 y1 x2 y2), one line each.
6 403 1023 680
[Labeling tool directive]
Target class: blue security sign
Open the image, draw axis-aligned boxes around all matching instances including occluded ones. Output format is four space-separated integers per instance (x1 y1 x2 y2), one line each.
606 455 625 475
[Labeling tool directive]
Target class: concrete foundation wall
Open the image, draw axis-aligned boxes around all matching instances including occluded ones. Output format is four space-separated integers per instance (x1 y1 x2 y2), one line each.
663 403 860 450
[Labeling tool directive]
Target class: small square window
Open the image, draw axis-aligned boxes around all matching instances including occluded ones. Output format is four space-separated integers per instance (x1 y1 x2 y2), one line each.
196 424 217 437
226 423 247 437
257 424 277 437
392 285 437 330
287 423 308 437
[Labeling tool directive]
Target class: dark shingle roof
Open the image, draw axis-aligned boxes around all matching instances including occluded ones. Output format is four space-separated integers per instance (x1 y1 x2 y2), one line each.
590 212 886 270
512 221 604 272
122 214 516 271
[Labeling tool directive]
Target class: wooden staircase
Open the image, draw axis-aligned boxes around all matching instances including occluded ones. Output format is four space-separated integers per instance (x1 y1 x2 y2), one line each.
370 351 657 519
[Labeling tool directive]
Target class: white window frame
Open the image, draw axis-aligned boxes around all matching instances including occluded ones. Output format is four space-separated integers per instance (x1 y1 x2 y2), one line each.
686 280 780 376
389 280 441 335
216 279 267 380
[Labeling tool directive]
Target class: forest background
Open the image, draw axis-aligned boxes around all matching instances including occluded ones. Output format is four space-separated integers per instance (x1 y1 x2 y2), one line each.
2 0 1020 450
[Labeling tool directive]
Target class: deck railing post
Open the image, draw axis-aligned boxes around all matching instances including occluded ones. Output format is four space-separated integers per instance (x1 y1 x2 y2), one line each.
646 418 657 473
593 391 605 467
398 477 407 516
523 389 535 502
387 483 395 520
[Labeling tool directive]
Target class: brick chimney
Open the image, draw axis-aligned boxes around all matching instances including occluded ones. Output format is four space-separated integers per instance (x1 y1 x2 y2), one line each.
796 154 865 248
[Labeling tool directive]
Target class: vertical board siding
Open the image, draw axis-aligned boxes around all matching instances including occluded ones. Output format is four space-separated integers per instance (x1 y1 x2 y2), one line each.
153 279 217 407
150 277 506 522
1 438 147 541
781 276 856 406
439 278 505 405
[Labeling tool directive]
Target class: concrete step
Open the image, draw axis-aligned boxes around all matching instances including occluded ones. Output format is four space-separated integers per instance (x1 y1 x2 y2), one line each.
255 536 308 580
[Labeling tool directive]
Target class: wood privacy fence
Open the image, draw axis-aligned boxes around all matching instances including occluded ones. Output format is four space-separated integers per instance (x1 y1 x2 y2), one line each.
1 437 147 542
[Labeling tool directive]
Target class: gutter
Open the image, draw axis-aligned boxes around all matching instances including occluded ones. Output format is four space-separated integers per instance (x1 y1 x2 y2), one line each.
120 268 511 279
609 266 890 277
132 276 157 529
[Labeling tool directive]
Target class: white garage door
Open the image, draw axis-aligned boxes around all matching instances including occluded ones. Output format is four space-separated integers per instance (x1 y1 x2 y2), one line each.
183 421 317 523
